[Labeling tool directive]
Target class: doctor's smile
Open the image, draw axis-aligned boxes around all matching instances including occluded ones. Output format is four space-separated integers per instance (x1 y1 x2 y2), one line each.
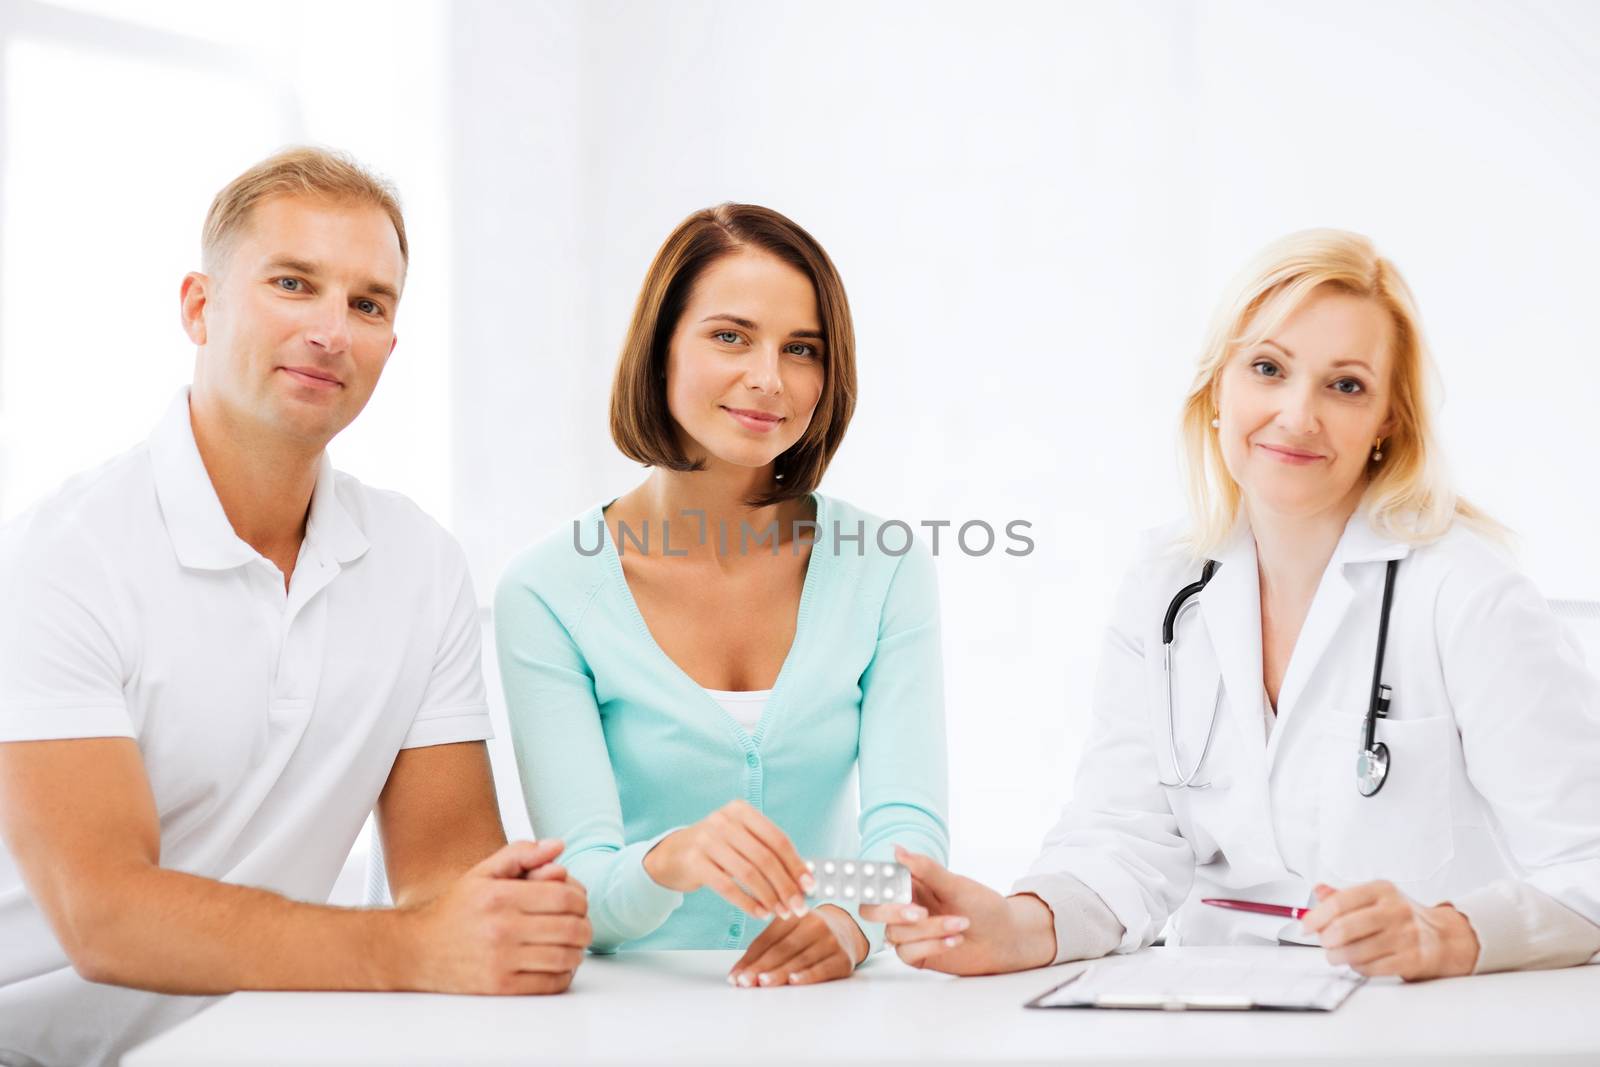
1254 442 1326 465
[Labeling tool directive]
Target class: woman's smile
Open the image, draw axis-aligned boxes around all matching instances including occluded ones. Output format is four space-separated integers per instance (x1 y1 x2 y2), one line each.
721 405 785 433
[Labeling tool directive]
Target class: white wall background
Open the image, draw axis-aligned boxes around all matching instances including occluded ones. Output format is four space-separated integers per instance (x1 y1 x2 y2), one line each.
0 0 454 526
2 0 1597 898
450 0 1600 888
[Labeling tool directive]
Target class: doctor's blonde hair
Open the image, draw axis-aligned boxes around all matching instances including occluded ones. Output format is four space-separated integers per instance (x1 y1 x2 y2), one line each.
1179 228 1499 558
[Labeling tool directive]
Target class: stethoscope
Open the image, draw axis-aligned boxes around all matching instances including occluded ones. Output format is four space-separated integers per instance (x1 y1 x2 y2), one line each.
1159 558 1399 797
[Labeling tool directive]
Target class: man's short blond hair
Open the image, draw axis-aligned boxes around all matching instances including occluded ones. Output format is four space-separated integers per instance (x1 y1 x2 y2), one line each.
201 146 408 272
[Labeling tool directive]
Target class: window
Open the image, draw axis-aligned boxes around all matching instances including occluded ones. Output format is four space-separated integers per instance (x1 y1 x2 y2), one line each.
0 0 451 523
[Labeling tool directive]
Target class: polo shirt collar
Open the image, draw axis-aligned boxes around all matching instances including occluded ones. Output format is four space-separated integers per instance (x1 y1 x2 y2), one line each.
150 388 369 571
305 451 370 565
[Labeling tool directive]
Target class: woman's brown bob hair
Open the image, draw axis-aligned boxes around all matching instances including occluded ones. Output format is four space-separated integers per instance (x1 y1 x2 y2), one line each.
609 203 857 508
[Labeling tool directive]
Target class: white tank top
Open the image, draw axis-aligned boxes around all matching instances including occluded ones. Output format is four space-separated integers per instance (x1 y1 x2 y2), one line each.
703 687 771 732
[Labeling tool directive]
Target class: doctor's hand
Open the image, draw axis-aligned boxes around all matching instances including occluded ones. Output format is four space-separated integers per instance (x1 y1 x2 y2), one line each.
1302 881 1480 980
860 846 1056 976
727 904 868 988
642 799 815 920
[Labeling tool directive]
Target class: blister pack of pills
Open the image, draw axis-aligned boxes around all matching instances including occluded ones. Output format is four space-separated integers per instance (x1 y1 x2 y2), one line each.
804 858 912 905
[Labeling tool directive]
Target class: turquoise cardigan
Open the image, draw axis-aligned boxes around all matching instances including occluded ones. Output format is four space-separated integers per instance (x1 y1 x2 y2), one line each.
494 493 950 954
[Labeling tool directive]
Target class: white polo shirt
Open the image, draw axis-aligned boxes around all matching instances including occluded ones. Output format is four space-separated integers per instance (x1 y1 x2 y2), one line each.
0 389 493 1067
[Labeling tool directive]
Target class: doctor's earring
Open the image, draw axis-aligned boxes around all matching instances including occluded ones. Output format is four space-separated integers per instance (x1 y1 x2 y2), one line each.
1211 417 1220 429
1372 439 1384 462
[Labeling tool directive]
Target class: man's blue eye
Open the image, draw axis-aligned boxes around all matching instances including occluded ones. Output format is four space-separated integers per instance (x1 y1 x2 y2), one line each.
277 277 302 291
357 300 380 316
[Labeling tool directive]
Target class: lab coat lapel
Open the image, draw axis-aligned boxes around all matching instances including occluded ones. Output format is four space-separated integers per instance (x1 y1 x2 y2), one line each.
1264 562 1354 770
1197 527 1269 787
1264 511 1410 772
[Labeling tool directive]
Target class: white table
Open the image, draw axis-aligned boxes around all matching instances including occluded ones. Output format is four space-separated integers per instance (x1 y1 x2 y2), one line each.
124 947 1600 1066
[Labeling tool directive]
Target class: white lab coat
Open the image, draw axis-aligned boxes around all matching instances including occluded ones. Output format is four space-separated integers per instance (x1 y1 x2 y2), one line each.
1020 510 1600 953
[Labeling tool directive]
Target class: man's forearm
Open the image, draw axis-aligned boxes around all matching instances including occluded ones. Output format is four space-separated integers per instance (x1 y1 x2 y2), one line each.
68 864 420 995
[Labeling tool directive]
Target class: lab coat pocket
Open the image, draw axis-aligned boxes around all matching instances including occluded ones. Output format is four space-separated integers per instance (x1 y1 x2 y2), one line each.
1316 714 1455 884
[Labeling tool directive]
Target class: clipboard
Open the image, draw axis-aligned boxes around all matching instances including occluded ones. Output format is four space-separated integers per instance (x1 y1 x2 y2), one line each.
1024 955 1365 1012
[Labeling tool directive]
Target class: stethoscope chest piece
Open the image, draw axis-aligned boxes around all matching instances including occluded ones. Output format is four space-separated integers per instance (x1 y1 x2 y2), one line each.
1356 741 1390 797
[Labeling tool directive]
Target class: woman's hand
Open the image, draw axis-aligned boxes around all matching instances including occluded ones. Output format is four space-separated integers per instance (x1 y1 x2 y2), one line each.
727 904 868 987
860 846 1057 976
1301 881 1480 980
642 799 815 919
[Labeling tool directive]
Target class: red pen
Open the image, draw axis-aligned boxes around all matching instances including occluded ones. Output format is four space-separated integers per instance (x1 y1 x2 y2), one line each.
1202 897 1309 920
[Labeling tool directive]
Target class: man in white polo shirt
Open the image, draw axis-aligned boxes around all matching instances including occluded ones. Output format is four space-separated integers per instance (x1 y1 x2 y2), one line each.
0 148 590 1067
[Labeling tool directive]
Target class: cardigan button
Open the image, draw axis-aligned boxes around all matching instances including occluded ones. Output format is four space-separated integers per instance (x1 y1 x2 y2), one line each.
746 752 759 767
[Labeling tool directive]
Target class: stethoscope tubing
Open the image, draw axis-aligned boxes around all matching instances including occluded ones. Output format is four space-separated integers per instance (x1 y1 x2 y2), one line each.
1363 559 1401 753
1159 562 1220 788
1162 560 1217 645
1160 555 1400 796
1160 611 1222 788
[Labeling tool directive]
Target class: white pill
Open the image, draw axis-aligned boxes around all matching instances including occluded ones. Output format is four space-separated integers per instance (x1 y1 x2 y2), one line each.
843 862 856 875
862 863 876 876
863 886 877 900
844 885 856 898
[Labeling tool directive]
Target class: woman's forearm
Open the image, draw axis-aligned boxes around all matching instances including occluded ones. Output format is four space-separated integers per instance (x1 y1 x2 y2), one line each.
571 837 687 951
1454 879 1600 973
1006 893 1063 971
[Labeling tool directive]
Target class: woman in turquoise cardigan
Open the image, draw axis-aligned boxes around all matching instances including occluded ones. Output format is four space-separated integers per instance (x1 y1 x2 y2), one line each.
495 203 950 989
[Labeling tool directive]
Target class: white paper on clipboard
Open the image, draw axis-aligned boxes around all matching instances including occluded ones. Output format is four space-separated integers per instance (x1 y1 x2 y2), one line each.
1025 954 1365 1012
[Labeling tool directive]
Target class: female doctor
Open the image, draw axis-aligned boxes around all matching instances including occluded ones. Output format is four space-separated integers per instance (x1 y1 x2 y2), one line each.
862 229 1600 979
